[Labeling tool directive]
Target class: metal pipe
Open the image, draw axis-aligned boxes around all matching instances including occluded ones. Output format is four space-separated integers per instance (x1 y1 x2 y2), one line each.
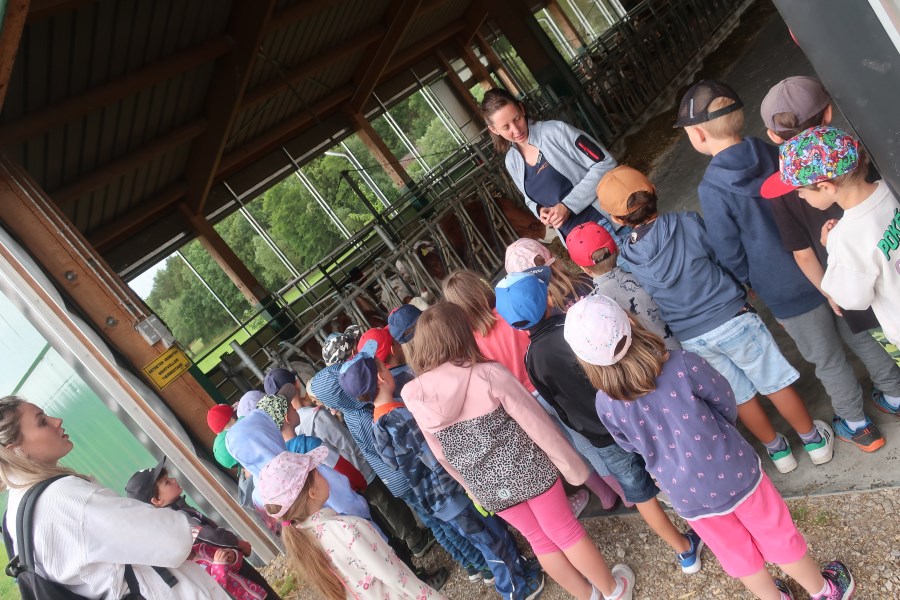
229 340 265 382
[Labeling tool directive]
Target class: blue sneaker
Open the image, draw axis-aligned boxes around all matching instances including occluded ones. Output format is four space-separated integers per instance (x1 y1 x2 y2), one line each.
814 561 855 599
833 415 884 452
677 529 704 574
873 389 900 416
524 569 545 600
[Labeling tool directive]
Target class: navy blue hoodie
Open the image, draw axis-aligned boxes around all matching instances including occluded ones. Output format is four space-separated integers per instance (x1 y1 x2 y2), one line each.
620 212 746 340
698 137 824 319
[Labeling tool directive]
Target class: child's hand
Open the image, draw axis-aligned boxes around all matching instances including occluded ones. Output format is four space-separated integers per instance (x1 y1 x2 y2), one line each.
820 218 839 247
826 297 843 317
213 549 237 564
237 539 252 557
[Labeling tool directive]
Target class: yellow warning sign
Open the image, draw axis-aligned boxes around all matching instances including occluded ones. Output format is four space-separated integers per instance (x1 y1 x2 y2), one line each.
142 346 192 389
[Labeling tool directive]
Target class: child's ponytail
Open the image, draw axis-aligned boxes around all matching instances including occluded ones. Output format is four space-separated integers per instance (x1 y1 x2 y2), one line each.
577 319 667 401
547 261 592 312
268 484 344 600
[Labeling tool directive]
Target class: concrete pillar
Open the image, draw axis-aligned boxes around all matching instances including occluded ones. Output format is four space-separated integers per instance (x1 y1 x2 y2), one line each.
343 106 414 189
436 50 483 122
429 77 483 141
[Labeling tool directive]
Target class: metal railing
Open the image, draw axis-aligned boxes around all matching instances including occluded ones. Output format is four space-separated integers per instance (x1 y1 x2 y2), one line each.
204 139 521 402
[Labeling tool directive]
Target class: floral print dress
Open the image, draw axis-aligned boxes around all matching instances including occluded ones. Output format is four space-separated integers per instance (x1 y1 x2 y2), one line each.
298 509 445 600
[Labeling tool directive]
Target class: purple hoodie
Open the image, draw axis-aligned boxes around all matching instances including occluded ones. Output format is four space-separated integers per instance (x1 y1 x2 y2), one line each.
595 350 762 520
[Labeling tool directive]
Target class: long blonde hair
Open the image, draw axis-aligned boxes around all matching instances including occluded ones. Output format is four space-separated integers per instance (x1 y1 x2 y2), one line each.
441 270 497 337
406 302 488 375
577 320 667 401
0 396 84 491
267 478 344 600
548 261 592 312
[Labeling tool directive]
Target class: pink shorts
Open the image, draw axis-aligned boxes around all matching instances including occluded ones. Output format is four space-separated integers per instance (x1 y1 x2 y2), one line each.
687 472 807 578
497 478 586 554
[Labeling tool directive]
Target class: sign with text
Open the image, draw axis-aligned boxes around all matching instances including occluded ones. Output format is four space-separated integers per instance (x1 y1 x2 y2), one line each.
142 346 192 389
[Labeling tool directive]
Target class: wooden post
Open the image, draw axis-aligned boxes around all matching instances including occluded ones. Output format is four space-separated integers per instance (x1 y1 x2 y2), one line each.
436 50 482 123
343 106 414 189
177 203 269 307
0 0 29 113
457 38 494 91
546 0 585 50
0 155 218 450
474 31 520 96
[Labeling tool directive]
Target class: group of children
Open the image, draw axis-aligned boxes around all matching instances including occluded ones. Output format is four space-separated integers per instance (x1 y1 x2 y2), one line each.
121 74 900 600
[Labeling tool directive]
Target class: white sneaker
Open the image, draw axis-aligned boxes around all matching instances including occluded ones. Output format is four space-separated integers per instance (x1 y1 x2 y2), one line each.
768 433 798 474
804 419 835 465
607 564 635 600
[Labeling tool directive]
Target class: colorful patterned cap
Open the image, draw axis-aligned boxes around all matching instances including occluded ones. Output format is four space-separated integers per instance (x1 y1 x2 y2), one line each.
257 448 329 518
564 294 632 366
760 126 859 199
322 324 362 366
256 393 290 426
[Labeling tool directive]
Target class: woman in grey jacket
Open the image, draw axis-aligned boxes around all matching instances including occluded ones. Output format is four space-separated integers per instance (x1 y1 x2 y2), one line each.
482 88 621 243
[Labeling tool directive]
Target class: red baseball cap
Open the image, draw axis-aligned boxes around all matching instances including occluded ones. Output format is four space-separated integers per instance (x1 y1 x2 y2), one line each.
565 222 618 266
207 404 235 433
357 327 393 362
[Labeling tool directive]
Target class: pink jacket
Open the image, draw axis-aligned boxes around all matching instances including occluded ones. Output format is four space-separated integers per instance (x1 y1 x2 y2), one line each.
474 309 536 394
401 361 588 512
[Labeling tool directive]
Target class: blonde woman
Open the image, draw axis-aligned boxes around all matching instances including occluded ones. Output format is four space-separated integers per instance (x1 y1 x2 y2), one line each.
0 396 230 598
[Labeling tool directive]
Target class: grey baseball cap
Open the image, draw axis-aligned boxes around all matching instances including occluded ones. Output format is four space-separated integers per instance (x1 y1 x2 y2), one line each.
760 76 831 132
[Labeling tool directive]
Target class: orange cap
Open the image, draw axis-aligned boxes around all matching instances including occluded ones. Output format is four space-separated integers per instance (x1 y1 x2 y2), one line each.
597 166 655 217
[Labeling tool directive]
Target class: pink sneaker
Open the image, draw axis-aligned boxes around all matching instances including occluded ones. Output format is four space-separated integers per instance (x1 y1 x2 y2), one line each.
567 489 590 518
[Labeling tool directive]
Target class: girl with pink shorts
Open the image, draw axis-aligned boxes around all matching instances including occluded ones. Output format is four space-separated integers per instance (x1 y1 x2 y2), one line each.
566 294 855 600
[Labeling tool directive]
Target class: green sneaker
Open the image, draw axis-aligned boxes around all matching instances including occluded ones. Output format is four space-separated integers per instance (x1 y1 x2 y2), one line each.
803 420 835 465
768 433 798 473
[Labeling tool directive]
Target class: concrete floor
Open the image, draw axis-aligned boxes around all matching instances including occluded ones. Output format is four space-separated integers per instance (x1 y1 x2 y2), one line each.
583 9 900 518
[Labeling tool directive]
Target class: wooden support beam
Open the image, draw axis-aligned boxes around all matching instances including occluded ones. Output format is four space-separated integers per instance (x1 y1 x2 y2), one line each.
546 0 584 50
218 18 466 181
54 121 206 205
0 0 29 114
241 25 385 111
342 105 412 189
0 155 217 450
436 49 481 123
349 0 422 111
177 203 268 307
89 183 187 252
184 0 278 215
457 38 494 91
0 36 230 145
474 31 520 95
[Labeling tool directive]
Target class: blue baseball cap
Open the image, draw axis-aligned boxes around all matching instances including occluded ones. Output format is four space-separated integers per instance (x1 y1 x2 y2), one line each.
338 340 379 399
495 266 551 330
263 368 296 395
387 304 422 344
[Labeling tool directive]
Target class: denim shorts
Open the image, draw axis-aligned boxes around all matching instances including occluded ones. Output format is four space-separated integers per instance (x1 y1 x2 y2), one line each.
595 443 659 504
681 312 799 405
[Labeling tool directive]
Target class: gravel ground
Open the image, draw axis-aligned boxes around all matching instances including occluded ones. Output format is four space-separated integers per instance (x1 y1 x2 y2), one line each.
262 486 900 599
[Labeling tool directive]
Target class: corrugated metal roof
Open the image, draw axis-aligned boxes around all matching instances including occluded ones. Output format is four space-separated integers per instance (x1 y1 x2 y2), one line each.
1 0 481 267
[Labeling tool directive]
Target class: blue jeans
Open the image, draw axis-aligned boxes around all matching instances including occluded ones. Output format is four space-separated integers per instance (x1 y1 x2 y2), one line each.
681 312 799 405
450 504 531 600
596 443 659 504
405 493 486 570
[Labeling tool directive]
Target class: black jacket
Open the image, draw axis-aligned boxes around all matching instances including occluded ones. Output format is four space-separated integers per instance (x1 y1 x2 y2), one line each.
169 497 240 549
525 314 615 449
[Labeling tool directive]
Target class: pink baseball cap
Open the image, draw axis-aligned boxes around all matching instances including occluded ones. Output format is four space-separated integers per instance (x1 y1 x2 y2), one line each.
564 294 632 366
257 448 329 518
505 238 556 273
